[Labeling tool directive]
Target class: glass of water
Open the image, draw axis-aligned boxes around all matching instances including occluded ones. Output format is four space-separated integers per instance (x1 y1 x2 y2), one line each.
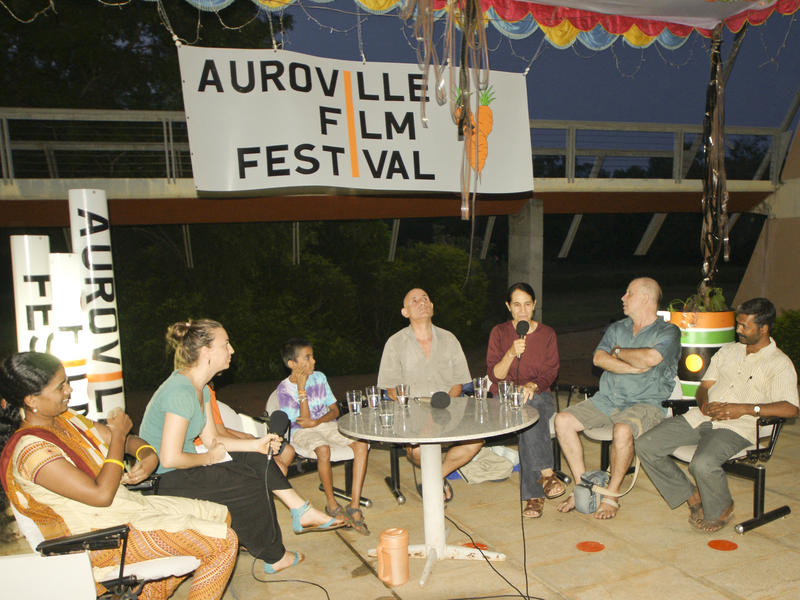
510 388 524 410
395 383 410 406
472 376 488 400
379 400 395 428
498 380 513 403
346 390 362 415
366 385 381 409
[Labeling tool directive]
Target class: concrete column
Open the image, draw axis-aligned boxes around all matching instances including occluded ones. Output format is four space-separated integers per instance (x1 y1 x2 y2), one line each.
508 198 544 321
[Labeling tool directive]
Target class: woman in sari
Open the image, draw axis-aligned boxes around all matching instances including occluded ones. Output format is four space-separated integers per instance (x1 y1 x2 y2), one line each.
139 319 342 576
0 351 237 600
486 282 565 518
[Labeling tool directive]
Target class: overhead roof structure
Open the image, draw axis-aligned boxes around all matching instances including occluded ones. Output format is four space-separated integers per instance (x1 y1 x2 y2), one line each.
168 0 800 48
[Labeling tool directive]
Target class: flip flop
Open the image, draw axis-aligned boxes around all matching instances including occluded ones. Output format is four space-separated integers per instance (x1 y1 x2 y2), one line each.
291 500 345 534
264 550 304 574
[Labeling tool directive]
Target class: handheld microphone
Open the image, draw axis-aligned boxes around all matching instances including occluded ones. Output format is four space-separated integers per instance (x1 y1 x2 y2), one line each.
515 320 530 359
431 391 451 409
266 410 290 461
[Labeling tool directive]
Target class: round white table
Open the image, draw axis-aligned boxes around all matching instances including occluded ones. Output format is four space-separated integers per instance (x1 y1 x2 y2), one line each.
338 397 539 586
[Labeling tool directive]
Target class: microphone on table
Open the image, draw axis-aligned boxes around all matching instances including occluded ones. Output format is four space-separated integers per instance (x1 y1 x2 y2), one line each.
266 410 290 461
431 391 451 409
430 391 451 428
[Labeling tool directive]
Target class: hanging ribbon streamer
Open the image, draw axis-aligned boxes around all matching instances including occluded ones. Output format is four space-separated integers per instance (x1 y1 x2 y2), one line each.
699 24 730 300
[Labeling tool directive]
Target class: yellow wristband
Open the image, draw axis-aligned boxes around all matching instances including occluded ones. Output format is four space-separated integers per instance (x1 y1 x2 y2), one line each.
135 444 156 461
103 458 125 470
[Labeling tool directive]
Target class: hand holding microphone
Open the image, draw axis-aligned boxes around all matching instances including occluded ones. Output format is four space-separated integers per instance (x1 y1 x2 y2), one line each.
514 320 530 359
266 410 290 461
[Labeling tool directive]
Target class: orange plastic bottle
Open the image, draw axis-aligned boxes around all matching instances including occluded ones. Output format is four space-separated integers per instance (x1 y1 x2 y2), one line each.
377 527 409 586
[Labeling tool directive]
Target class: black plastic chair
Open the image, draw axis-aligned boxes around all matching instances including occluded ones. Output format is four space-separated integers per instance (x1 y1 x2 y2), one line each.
664 398 790 534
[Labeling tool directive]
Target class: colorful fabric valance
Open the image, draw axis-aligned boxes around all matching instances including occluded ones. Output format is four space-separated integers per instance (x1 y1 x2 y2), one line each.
165 0 800 50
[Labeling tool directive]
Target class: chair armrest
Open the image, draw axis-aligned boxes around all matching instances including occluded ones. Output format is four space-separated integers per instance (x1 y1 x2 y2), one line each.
662 398 697 416
124 474 160 495
36 524 129 556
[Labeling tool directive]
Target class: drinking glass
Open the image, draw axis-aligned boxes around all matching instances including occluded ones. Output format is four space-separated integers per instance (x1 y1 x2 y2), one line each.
472 376 488 400
510 388 524 409
379 400 395 428
366 385 381 409
346 390 362 415
498 380 513 403
395 383 410 406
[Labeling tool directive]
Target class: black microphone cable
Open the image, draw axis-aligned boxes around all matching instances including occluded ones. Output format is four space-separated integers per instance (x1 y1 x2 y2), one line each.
240 410 331 599
443 512 545 600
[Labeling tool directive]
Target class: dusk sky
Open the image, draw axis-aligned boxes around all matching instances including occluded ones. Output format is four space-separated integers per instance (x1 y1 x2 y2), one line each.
270 2 799 128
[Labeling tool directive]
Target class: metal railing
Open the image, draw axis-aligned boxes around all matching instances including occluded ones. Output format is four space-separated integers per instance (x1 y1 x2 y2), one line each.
0 107 790 190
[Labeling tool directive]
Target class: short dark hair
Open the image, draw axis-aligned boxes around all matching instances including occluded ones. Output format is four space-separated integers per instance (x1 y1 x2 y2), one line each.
281 337 312 367
736 297 776 333
506 282 536 304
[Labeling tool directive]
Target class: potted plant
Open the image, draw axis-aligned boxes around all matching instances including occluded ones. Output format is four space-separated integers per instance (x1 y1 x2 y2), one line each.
668 285 735 400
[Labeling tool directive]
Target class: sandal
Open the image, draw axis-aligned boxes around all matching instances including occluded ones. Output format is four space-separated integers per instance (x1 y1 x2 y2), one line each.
416 479 455 503
688 501 704 528
325 503 350 525
538 473 566 499
699 503 734 533
291 501 345 534
523 497 544 518
264 550 304 574
443 479 454 503
345 506 370 536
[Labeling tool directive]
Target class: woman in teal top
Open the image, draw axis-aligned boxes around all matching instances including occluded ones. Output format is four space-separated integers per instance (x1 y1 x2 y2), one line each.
140 319 344 575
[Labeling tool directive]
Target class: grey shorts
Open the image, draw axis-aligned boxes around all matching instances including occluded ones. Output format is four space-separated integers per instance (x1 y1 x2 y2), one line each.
564 399 664 438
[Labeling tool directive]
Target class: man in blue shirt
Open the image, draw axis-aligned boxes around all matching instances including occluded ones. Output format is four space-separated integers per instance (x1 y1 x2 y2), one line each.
555 277 680 519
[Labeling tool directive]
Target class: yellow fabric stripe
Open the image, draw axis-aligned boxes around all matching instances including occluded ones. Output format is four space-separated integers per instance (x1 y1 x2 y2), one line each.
538 20 580 49
622 24 655 48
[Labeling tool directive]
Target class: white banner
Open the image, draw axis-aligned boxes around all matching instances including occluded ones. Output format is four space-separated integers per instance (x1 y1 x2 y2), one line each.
49 253 91 414
10 235 52 353
178 47 533 195
68 189 125 419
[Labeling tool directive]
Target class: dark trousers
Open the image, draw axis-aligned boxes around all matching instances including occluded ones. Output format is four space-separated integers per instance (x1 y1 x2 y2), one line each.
518 392 556 499
157 451 291 563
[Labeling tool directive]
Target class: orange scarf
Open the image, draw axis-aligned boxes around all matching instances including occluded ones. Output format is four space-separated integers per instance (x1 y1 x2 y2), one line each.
0 410 108 540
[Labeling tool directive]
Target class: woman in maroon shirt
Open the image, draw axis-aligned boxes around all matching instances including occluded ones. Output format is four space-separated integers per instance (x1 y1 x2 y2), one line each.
486 282 564 518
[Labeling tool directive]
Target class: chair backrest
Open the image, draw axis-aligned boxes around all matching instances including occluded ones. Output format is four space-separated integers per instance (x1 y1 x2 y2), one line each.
266 390 279 414
216 399 266 437
10 505 44 550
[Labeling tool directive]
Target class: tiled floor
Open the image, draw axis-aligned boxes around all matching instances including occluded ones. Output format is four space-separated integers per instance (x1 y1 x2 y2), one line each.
3 416 799 600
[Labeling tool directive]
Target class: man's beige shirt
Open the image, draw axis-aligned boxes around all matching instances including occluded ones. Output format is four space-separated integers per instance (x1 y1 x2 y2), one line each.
683 339 799 444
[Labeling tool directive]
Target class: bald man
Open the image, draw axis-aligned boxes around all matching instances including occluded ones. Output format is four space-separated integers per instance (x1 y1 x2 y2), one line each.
555 277 680 519
377 288 480 502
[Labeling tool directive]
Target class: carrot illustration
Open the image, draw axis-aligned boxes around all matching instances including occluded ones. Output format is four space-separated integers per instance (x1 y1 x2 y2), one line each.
455 86 495 174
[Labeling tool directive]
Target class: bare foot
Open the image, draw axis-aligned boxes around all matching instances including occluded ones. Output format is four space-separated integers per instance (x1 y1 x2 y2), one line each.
594 497 619 519
556 493 575 513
